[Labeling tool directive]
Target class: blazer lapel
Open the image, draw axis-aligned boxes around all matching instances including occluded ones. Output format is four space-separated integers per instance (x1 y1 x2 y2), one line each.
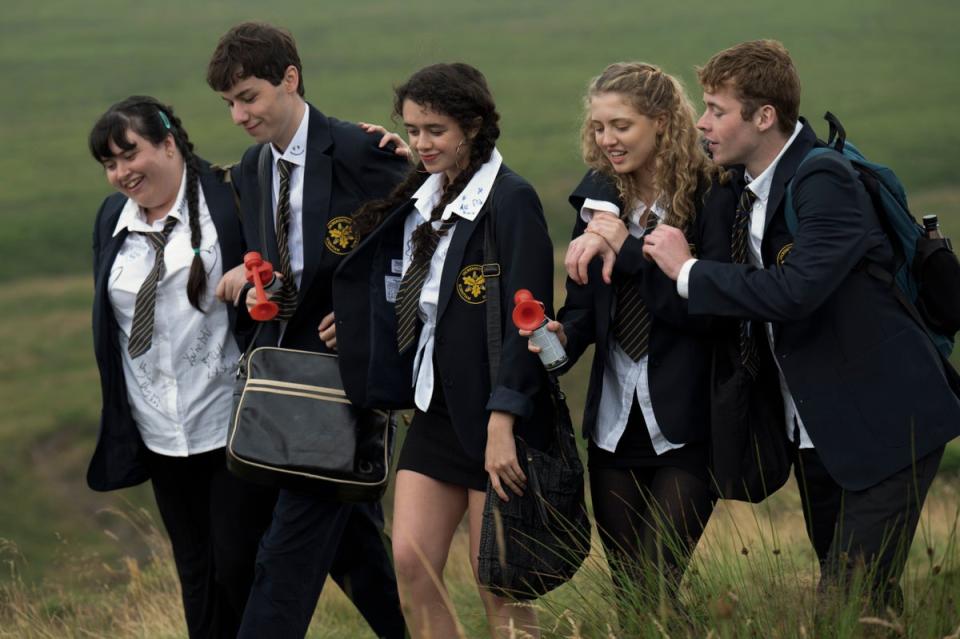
199 166 243 263
298 104 333 302
765 120 818 230
257 153 281 265
436 212 483 322
97 229 127 300
93 213 129 358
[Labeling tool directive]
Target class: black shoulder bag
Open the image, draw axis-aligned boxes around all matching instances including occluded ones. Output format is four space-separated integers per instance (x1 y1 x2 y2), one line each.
476 206 590 600
227 144 395 502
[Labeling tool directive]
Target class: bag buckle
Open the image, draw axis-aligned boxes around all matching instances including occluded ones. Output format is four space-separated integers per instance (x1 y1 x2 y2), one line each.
482 263 501 278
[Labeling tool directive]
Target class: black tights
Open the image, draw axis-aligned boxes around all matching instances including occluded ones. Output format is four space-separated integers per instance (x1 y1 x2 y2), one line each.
590 465 715 598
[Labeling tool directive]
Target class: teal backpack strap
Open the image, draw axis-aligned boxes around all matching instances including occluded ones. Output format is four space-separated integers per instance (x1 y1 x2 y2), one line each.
783 146 834 235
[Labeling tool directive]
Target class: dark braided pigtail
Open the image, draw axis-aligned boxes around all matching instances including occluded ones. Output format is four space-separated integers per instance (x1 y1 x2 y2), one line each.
162 106 207 311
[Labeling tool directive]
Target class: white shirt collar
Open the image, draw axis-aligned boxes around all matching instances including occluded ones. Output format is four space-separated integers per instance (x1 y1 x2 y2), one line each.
113 167 187 236
411 147 503 223
744 120 804 203
271 105 309 167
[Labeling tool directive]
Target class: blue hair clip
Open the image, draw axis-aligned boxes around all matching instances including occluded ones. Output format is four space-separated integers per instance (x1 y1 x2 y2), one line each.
193 248 201 256
158 110 172 130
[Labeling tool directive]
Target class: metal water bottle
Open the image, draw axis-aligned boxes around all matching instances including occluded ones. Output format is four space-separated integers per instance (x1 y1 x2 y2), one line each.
923 214 944 240
512 289 568 371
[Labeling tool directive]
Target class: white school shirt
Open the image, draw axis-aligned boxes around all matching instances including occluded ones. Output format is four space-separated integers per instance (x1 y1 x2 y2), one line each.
402 148 503 412
269 106 309 291
578 201 684 455
108 169 241 457
678 120 813 448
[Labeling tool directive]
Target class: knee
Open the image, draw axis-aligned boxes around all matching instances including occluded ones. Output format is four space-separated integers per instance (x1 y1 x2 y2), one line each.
391 537 434 586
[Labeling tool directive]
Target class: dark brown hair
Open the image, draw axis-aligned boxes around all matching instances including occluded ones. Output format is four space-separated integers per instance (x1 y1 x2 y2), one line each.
351 63 500 263
89 96 208 311
697 39 800 135
206 22 305 96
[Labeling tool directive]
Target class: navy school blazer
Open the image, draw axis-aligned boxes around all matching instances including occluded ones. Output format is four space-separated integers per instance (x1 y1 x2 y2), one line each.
334 166 555 461
688 119 960 490
88 160 244 491
558 169 738 446
230 103 409 351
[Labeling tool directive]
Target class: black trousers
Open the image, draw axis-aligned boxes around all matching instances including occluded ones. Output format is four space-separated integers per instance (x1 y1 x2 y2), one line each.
146 447 277 639
793 444 945 608
237 489 406 639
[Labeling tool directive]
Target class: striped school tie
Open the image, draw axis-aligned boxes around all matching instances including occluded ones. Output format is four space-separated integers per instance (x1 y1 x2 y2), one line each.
612 211 659 361
731 187 759 377
272 159 299 320
127 216 179 359
395 219 456 353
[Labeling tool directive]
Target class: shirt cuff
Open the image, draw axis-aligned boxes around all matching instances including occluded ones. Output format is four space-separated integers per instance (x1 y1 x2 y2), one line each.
677 258 698 299
580 198 620 224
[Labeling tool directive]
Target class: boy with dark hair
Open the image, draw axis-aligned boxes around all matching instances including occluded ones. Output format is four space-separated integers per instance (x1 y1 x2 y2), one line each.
644 39 960 607
207 22 407 639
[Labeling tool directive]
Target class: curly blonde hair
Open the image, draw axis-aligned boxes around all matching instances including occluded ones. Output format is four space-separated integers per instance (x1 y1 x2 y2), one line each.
580 62 724 230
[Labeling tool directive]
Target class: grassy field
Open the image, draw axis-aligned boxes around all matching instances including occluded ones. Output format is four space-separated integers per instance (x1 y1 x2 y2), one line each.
2 0 960 636
2 0 959 281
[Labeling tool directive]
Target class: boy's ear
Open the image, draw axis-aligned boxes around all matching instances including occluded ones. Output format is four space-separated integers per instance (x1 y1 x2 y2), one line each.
755 104 778 133
281 65 300 94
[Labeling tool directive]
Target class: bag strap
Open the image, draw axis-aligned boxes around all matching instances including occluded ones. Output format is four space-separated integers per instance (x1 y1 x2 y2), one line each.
256 143 273 257
239 145 276 373
479 178 577 466
483 207 502 390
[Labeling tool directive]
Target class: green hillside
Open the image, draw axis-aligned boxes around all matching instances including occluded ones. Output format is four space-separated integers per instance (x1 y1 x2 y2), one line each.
2 0 959 281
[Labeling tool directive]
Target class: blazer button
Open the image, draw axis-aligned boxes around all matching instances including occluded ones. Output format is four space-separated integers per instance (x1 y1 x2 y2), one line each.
443 378 454 388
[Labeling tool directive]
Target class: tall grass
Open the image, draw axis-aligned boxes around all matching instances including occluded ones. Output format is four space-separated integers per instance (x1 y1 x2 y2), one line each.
3 478 958 638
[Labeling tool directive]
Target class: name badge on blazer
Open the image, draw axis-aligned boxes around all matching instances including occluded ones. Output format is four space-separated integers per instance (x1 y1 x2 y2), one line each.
385 276 400 302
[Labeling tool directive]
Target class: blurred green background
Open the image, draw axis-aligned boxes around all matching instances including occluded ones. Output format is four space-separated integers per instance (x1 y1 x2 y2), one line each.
1 0 958 587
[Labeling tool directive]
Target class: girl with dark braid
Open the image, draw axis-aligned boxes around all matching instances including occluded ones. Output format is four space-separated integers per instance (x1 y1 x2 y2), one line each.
87 96 276 638
336 64 554 637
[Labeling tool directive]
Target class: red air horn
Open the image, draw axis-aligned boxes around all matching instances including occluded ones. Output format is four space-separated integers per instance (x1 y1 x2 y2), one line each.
512 289 568 371
243 251 279 322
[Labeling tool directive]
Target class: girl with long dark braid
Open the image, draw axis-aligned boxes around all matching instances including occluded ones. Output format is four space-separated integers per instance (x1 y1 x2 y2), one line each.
87 96 276 638
338 64 555 638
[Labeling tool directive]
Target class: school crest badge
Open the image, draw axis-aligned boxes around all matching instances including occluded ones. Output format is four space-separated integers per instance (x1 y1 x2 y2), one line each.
325 216 359 255
776 243 793 266
457 264 486 304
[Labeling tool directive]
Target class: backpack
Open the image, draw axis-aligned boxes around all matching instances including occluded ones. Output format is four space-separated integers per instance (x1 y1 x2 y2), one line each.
785 112 960 357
